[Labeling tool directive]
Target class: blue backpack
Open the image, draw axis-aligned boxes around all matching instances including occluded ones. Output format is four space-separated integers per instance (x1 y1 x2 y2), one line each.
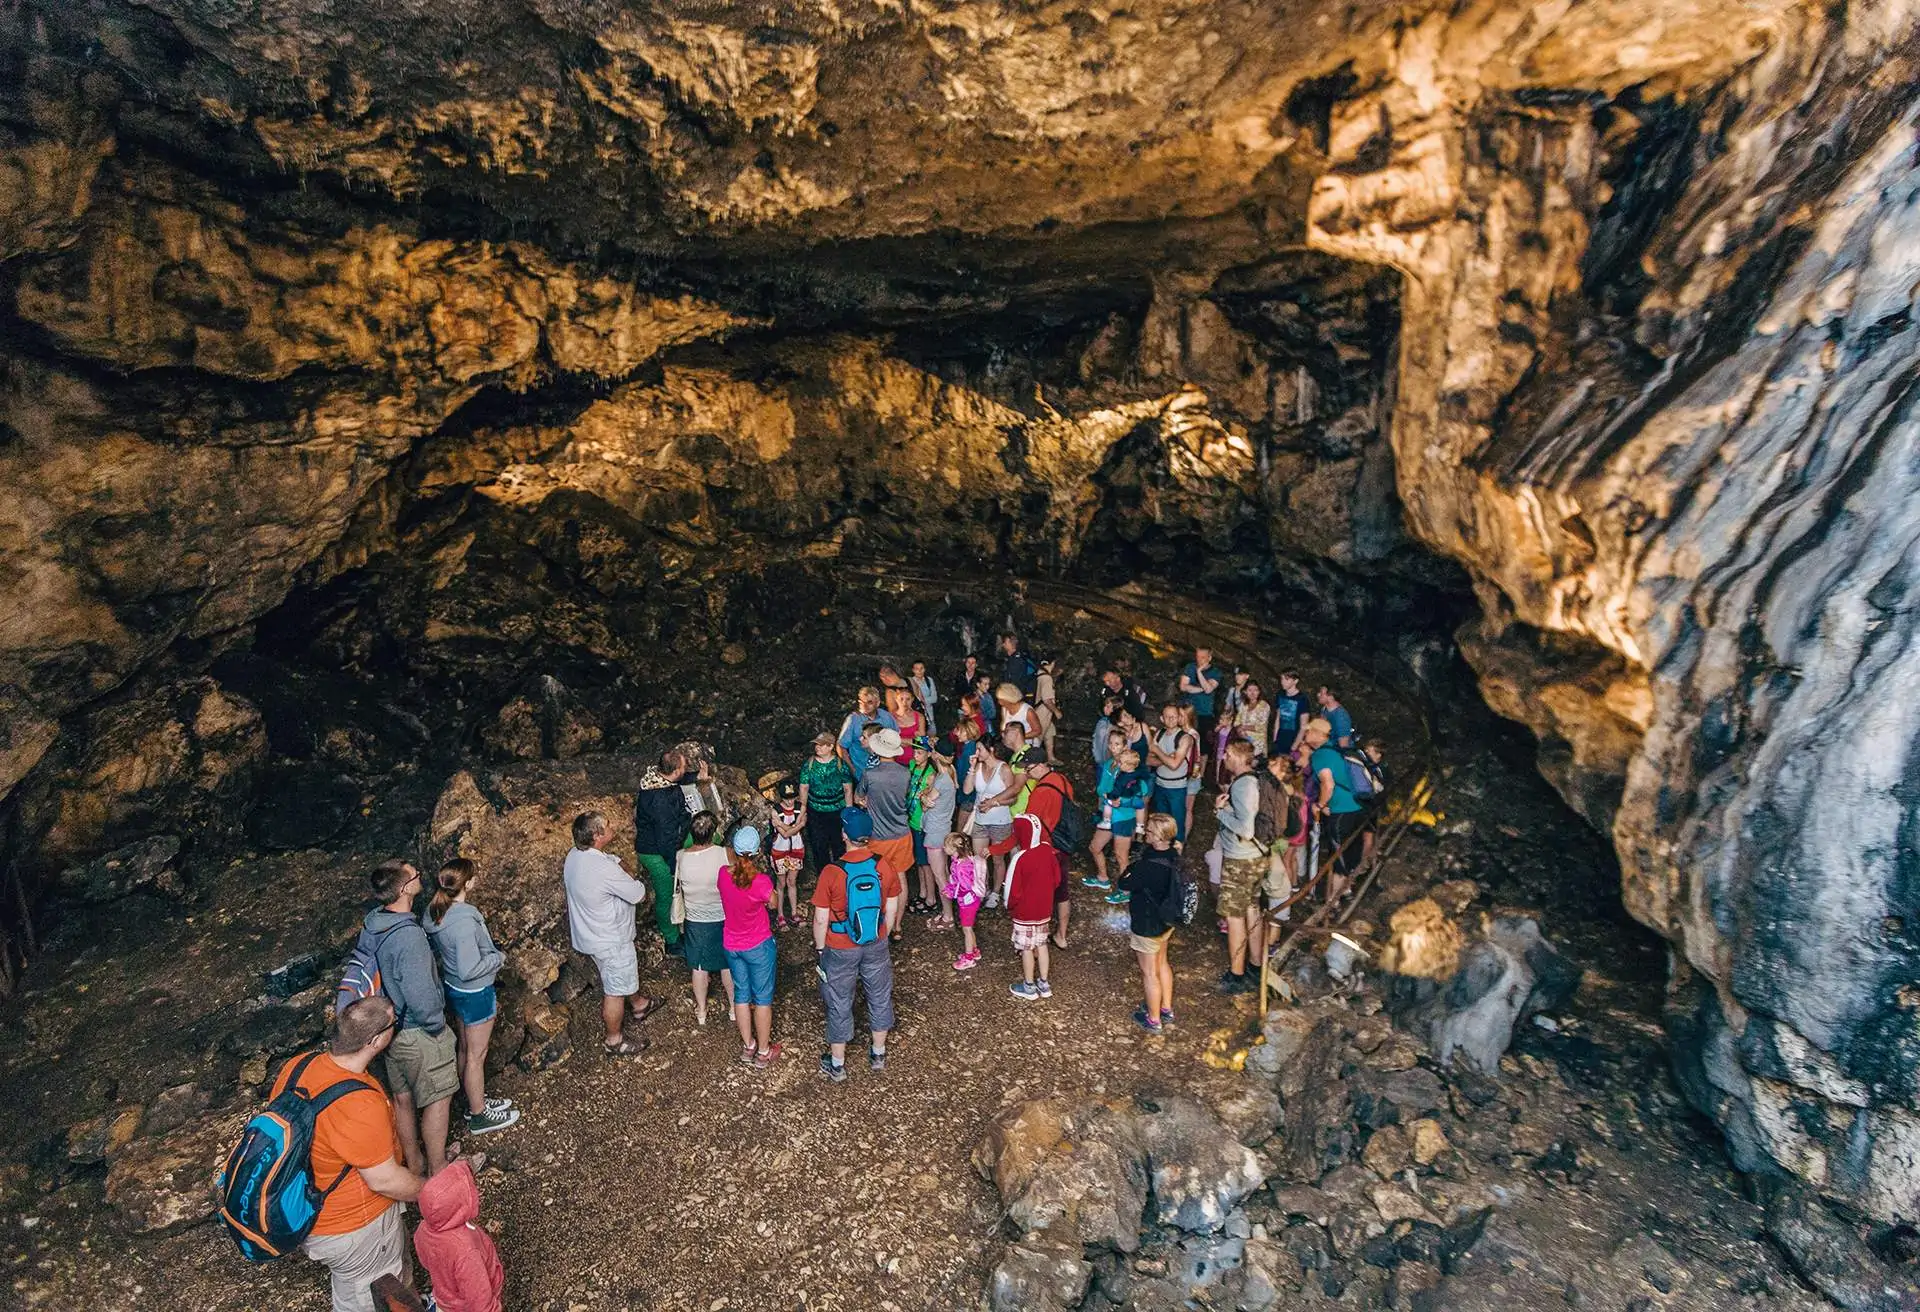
216 1052 376 1262
1341 748 1382 799
334 923 407 1027
831 856 885 945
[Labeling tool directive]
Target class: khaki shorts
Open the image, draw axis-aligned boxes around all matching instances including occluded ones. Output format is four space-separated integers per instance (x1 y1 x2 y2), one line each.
303 1204 406 1312
1218 855 1267 918
1130 928 1173 955
382 1025 458 1107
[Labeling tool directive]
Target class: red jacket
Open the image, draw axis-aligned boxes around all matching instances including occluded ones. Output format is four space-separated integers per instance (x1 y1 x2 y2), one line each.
1005 815 1063 922
413 1161 503 1312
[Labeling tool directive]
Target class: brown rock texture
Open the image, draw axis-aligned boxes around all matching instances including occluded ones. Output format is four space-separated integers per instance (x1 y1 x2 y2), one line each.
1 0 1918 1223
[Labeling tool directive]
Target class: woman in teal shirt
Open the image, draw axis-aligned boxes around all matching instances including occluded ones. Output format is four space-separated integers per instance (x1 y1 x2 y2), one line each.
1305 717 1364 903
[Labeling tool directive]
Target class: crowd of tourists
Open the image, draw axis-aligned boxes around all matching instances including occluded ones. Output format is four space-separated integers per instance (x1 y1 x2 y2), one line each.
228 632 1388 1312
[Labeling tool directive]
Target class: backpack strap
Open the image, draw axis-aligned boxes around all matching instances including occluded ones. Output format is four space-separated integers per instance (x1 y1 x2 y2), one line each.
365 923 410 1030
303 1066 381 1196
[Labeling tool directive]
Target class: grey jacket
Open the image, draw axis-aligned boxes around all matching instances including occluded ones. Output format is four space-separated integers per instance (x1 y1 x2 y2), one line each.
364 907 447 1034
423 902 504 992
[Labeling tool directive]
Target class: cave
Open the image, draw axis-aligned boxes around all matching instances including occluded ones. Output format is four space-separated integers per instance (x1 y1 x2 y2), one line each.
3 1 1919 1308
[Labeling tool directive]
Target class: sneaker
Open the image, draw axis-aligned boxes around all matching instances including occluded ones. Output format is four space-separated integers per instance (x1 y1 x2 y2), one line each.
819 1054 848 1083
1132 1005 1163 1033
482 1095 513 1114
1009 980 1041 1002
1036 978 1053 999
1081 875 1113 891
1217 971 1253 996
1104 890 1131 905
465 1106 521 1136
985 891 1001 910
869 1048 887 1072
953 950 980 971
1161 1008 1176 1025
754 1042 784 1069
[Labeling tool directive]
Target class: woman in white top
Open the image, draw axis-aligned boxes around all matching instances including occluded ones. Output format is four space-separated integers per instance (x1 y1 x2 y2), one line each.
674 810 734 1026
967 736 1017 899
994 682 1038 741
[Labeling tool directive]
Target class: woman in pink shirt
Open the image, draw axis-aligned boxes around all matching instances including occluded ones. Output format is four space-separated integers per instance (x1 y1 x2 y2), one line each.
719 827 782 1068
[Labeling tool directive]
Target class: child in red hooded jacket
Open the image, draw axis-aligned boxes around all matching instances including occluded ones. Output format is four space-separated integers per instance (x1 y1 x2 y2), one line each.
413 1160 503 1312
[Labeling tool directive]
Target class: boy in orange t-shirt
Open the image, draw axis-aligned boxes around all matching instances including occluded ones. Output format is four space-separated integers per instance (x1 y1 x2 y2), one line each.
812 807 905 1082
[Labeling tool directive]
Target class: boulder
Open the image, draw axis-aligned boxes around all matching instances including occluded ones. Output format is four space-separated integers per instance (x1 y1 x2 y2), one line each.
1208 1081 1283 1148
61 834 182 903
976 1099 1150 1252
104 1110 248 1234
1271 1017 1354 1183
480 675 603 761
1137 1095 1267 1234
66 1108 143 1165
1765 1185 1920 1311
989 1240 1092 1312
1234 1236 1304 1311
1384 907 1581 1074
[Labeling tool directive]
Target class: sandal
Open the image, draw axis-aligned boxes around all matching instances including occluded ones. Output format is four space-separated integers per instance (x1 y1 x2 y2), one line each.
603 1037 647 1058
626 997 658 1024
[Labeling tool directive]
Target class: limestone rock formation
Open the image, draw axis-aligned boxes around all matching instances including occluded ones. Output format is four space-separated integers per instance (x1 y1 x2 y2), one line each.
1 0 1918 1225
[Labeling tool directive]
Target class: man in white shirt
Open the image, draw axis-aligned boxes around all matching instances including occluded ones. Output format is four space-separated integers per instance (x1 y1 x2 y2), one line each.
562 811 657 1057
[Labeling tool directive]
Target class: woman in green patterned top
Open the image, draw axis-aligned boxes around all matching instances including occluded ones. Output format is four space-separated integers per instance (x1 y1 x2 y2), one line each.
799 731 854 872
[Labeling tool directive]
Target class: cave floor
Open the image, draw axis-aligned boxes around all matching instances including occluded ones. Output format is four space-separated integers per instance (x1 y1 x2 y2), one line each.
0 576 1817 1311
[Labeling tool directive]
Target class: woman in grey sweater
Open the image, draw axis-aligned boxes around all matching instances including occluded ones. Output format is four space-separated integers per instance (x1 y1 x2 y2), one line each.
425 859 519 1136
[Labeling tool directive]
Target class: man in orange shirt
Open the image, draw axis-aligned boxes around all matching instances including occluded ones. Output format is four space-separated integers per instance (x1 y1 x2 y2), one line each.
811 807 905 1083
271 996 426 1312
1022 760 1078 949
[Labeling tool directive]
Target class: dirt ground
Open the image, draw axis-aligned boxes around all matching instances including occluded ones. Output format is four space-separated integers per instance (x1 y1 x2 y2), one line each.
0 575 1828 1311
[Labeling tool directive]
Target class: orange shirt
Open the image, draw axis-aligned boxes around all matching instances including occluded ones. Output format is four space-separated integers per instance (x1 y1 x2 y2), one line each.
269 1052 401 1237
812 846 905 950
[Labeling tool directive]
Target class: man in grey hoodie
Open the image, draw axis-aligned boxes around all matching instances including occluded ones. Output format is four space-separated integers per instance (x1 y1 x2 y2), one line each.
363 859 457 1177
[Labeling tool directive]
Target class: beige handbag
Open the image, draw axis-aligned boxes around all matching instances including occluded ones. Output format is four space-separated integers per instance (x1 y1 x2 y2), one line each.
669 859 687 926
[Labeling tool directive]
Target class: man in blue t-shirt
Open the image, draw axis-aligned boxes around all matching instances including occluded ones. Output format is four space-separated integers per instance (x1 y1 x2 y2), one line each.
1179 647 1224 766
837 685 899 784
1270 670 1311 756
1305 717 1364 902
1316 686 1355 749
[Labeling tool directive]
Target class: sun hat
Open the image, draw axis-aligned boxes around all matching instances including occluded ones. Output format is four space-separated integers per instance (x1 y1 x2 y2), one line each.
869 727 904 758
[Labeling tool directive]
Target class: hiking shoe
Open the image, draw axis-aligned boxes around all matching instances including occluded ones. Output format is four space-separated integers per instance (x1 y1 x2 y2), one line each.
465 1106 520 1136
1132 1005 1163 1033
869 1048 887 1072
1009 981 1041 1002
953 950 980 971
1103 890 1131 905
1217 972 1253 996
754 1042 784 1070
1036 978 1053 999
819 1054 848 1083
1081 875 1113 891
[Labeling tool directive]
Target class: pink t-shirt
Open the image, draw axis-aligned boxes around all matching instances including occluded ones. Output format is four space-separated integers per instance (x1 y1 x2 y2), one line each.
717 869 775 952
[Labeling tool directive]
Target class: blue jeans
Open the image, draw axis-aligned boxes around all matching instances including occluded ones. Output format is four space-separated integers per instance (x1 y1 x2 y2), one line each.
819 940 895 1046
725 938 778 1006
1151 784 1189 842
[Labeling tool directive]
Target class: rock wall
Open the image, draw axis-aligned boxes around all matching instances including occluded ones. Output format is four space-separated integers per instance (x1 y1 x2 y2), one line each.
1304 0 1920 1219
3 0 1920 1220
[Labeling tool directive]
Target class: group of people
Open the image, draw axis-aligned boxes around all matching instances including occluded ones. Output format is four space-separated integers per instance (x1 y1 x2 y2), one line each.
258 632 1389 1312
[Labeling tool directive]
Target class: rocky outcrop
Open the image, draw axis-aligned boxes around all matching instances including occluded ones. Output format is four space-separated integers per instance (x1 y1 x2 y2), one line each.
1302 0 1920 1220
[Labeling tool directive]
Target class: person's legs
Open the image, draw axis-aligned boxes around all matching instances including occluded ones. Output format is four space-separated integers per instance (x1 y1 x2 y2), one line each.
1035 941 1051 986
822 946 857 1067
1245 903 1268 971
1053 896 1071 949
691 968 711 1025
459 1016 494 1117
1089 828 1111 882
601 993 626 1044
752 1003 773 1053
1226 916 1249 975
860 940 895 1055
637 853 678 947
389 1090 423 1177
1157 945 1175 1015
1112 833 1133 874
727 953 754 1047
1020 945 1037 984
303 1204 407 1312
420 1096 450 1176
1136 946 1161 1016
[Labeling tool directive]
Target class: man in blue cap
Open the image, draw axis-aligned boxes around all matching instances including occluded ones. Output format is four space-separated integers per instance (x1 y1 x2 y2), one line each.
811 807 905 1082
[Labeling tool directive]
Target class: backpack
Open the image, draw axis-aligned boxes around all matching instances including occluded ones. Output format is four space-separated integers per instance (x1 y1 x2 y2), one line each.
1043 779 1090 856
216 1052 375 1262
334 923 404 1026
1160 858 1198 927
1252 772 1292 847
1341 749 1383 799
831 856 885 945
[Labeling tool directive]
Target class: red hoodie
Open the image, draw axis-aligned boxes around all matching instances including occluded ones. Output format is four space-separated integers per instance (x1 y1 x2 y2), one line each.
413 1161 503 1312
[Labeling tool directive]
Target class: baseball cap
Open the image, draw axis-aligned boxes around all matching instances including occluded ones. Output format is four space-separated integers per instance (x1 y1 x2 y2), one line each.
841 807 873 842
731 826 762 855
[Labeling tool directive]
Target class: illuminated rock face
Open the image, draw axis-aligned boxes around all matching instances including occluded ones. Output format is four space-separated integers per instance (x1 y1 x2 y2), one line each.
2 0 1919 1216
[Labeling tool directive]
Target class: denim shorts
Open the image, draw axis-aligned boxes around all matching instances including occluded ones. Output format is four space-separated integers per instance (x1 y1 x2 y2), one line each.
726 938 778 1007
444 984 498 1025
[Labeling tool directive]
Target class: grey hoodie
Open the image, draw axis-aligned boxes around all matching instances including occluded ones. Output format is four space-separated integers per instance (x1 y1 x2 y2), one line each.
364 907 447 1035
422 901 504 992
